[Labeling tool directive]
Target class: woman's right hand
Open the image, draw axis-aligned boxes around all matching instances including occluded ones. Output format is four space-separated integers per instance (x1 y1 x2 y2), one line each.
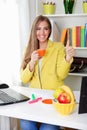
29 50 39 71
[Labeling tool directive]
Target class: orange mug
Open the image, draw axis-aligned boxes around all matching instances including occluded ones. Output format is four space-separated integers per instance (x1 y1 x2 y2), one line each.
37 49 46 57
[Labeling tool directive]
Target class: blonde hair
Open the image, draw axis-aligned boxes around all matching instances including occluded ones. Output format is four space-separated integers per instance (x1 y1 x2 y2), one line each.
20 15 52 70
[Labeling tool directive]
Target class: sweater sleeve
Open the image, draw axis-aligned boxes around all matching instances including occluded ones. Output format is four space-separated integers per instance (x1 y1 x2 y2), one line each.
56 44 73 80
20 63 34 84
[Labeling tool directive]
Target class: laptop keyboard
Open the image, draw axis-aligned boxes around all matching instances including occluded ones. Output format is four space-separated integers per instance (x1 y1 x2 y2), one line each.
0 90 17 103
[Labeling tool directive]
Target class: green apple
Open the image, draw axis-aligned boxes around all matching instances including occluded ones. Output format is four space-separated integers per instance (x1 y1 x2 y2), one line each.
53 87 64 99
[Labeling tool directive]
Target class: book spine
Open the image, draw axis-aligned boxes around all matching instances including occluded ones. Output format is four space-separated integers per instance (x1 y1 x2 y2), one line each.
84 23 87 47
72 26 76 47
76 26 81 47
60 28 67 45
81 26 85 47
67 28 72 46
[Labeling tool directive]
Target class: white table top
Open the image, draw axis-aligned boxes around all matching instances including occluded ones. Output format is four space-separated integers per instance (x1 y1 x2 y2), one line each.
0 86 87 130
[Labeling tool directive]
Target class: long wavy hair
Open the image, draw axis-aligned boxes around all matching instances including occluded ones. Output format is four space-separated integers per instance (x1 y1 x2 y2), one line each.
20 15 52 70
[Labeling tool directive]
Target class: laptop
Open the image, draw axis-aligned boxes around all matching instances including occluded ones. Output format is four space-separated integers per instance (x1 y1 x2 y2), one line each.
0 84 30 105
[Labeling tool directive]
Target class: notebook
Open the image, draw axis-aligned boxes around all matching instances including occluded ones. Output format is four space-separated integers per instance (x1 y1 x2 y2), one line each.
0 84 30 105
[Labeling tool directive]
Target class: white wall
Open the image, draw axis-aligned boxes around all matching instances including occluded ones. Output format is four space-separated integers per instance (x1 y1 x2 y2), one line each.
64 76 82 91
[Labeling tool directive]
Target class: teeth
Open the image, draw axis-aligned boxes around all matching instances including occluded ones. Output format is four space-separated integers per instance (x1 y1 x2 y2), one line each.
40 36 44 38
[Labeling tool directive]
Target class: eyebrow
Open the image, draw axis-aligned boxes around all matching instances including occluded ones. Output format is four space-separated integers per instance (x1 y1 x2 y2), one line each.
36 26 49 29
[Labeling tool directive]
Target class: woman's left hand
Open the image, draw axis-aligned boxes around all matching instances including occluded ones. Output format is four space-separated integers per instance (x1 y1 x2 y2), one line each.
65 40 75 62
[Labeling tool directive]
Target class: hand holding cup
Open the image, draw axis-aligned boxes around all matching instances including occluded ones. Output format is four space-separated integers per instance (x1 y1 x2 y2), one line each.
37 49 46 58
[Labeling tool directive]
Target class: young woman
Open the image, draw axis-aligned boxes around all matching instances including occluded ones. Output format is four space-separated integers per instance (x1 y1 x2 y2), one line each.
20 15 74 130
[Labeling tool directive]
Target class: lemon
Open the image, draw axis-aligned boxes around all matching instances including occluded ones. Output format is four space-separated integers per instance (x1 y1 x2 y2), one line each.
53 87 64 99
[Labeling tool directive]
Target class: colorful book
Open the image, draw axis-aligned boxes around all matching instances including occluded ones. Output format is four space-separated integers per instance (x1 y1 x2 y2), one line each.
72 26 76 47
60 28 67 45
67 28 72 46
76 26 81 47
80 26 85 47
84 23 87 47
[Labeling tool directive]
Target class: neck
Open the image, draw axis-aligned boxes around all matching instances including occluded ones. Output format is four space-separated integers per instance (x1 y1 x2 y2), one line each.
39 41 48 49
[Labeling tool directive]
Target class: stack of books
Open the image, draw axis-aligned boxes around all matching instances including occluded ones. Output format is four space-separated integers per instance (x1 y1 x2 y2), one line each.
60 23 87 47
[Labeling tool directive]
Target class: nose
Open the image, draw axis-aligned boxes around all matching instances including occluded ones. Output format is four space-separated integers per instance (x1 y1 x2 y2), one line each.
40 29 44 34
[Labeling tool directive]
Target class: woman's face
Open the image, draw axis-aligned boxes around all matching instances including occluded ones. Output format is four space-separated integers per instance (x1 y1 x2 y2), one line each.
36 21 51 43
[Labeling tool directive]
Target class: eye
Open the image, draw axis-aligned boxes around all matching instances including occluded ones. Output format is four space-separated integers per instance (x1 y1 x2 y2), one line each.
44 27 49 30
36 27 41 30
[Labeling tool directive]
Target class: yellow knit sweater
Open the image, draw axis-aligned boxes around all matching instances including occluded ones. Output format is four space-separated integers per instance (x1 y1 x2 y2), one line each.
20 40 72 90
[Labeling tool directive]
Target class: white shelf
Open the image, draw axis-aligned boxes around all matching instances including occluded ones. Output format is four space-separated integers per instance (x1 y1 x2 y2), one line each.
69 73 87 77
36 0 87 57
36 0 87 29
43 13 87 18
36 0 84 15
36 0 87 88
74 48 87 57
74 47 87 50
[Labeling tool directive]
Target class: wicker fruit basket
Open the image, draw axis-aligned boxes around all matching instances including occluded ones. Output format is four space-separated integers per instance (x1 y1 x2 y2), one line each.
52 99 76 116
